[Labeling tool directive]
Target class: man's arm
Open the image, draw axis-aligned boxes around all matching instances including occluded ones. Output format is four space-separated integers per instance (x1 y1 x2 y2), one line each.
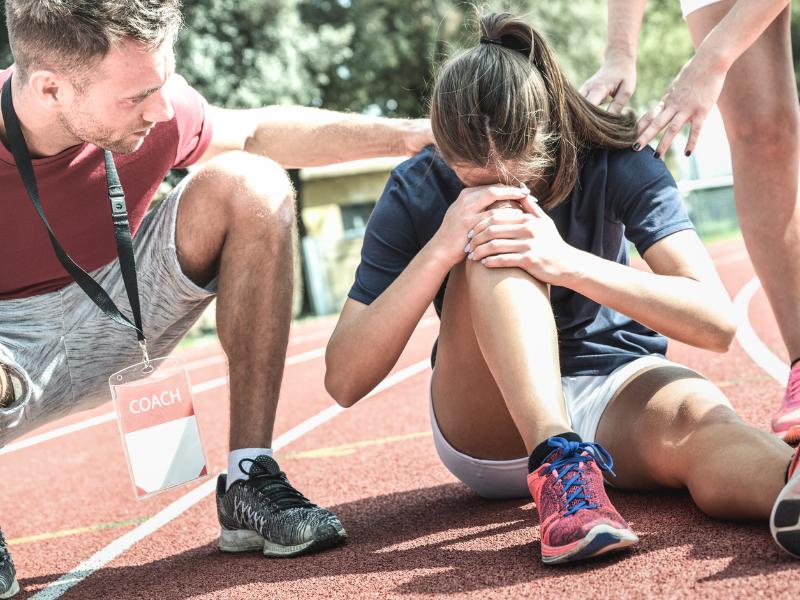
199 105 433 167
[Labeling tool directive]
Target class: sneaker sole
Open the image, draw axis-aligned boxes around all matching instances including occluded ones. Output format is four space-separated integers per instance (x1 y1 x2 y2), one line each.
541 524 639 565
0 578 19 599
771 472 800 557
219 523 347 558
774 428 800 447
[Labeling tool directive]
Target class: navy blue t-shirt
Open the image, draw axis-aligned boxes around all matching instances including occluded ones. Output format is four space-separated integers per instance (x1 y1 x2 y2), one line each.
348 146 694 376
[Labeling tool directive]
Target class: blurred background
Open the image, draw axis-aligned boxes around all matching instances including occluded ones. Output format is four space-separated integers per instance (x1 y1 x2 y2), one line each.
2 0 798 321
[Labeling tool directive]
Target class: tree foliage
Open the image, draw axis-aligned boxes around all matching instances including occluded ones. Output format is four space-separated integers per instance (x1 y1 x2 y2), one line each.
177 0 353 107
0 1 797 115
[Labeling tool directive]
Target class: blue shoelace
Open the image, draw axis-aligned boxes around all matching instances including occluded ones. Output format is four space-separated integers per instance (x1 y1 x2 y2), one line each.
542 437 616 516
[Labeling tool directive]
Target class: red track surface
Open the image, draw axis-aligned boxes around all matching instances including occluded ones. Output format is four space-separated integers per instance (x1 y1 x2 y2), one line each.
2 236 798 599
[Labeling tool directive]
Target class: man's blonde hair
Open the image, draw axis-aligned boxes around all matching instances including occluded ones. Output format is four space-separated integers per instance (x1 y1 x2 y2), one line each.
5 0 183 81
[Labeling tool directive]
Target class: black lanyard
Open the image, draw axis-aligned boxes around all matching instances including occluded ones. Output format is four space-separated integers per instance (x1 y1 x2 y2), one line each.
1 76 149 364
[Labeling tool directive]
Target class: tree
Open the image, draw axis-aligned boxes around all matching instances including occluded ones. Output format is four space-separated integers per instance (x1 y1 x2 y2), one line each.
299 0 462 117
177 0 353 107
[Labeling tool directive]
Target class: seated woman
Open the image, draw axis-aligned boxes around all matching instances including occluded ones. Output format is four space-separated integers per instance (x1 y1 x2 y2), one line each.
324 11 800 565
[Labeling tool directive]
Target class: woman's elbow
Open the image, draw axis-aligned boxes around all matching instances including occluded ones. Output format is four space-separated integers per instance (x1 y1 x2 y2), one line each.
324 366 360 408
706 317 738 353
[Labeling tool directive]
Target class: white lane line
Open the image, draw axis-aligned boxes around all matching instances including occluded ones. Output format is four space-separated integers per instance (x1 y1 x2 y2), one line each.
184 317 437 372
0 413 119 457
30 358 431 600
713 249 750 268
733 276 788 385
0 377 228 457
0 341 330 457
184 354 226 371
1 318 440 457
286 347 325 365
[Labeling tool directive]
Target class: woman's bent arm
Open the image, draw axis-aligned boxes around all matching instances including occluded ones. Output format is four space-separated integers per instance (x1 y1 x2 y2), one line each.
561 230 737 352
324 243 451 407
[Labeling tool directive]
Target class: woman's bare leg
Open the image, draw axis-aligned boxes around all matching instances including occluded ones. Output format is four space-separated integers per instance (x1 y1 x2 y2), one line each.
595 363 792 520
432 258 569 459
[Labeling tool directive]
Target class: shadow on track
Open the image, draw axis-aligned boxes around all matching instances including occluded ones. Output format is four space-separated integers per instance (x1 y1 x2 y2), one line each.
20 483 798 599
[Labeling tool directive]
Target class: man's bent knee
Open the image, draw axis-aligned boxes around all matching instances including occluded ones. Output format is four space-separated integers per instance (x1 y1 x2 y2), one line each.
192 151 296 228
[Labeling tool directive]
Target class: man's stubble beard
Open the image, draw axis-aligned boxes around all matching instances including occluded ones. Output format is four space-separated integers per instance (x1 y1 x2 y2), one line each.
57 110 142 155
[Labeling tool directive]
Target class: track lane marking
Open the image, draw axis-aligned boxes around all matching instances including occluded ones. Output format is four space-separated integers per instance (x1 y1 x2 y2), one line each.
7 517 150 546
733 277 789 385
1 318 439 457
12 432 434 546
0 376 227 457
30 359 432 600
280 431 431 460
182 317 437 372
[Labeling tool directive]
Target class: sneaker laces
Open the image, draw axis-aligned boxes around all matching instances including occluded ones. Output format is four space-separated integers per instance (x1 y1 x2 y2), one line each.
240 456 315 510
786 366 800 407
0 530 10 562
543 438 616 517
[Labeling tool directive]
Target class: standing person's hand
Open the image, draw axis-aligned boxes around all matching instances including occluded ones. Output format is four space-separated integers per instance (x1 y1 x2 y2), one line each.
579 54 637 115
634 55 727 158
429 184 528 268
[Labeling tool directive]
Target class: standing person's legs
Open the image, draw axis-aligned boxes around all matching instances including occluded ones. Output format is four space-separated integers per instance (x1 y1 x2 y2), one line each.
686 4 800 431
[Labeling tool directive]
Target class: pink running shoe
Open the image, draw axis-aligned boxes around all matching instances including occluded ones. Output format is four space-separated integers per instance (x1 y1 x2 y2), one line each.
772 363 800 438
527 437 638 565
771 435 800 557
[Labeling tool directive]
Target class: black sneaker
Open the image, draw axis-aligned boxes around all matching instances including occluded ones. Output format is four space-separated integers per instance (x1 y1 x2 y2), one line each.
216 455 346 557
0 528 19 599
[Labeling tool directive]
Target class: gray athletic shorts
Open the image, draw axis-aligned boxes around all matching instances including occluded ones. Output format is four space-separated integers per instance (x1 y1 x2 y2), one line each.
0 175 217 446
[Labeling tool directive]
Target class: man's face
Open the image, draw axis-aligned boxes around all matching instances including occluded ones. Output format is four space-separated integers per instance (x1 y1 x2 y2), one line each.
58 39 176 154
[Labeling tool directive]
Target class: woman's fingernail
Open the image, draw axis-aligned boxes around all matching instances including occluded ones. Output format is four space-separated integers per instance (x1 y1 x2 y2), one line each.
464 242 471 253
468 252 475 260
685 150 692 157
467 230 474 239
481 259 487 265
653 152 661 160
632 142 641 151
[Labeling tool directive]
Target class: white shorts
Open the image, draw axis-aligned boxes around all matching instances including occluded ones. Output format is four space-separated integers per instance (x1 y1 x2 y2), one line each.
429 355 679 499
680 0 724 18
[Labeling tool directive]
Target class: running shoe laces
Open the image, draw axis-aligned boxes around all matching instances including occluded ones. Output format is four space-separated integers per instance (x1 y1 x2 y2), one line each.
787 366 800 408
543 438 616 517
0 530 9 562
240 456 315 510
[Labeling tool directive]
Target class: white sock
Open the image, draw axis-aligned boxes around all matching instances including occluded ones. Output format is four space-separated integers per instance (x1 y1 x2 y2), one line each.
227 447 273 490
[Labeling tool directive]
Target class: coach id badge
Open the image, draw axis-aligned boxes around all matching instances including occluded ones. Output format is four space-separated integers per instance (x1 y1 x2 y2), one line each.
109 357 210 499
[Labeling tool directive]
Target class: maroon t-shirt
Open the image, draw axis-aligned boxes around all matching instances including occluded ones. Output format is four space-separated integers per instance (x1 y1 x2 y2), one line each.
0 67 214 299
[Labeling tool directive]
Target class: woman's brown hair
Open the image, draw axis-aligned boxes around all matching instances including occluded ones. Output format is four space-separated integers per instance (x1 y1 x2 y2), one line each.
430 11 638 209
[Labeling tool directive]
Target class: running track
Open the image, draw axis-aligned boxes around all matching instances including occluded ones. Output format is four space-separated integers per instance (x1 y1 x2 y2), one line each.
2 236 797 599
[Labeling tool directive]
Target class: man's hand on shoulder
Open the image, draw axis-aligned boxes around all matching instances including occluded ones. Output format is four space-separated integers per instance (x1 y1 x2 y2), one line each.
396 118 433 156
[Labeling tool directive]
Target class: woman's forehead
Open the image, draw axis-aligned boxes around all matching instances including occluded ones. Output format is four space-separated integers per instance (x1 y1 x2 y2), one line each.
450 161 528 186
